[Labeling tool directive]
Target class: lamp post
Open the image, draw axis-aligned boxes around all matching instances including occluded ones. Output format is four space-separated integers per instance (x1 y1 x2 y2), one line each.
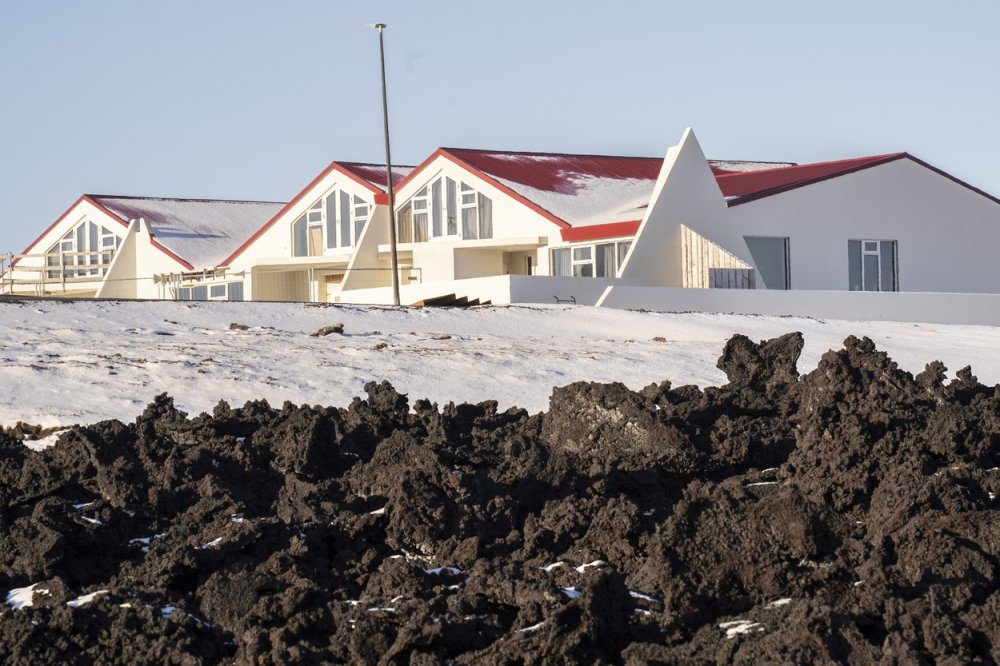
368 22 401 307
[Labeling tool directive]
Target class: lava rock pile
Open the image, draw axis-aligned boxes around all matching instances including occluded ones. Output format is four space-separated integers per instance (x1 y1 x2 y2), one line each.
1 333 999 664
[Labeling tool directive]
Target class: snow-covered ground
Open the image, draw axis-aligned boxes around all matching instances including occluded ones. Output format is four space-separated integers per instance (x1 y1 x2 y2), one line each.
4 299 1000 428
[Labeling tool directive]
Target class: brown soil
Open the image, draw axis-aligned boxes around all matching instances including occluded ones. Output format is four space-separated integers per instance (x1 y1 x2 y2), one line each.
1 332 999 664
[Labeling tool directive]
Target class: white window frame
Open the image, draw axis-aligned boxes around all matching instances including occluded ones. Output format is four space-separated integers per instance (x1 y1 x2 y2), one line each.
400 174 493 243
849 238 897 292
46 218 122 279
550 239 633 278
292 187 372 256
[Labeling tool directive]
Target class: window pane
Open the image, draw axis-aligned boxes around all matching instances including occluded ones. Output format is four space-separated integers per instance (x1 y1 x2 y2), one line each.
617 241 631 267
745 236 789 289
595 243 616 277
397 203 413 243
355 218 365 244
88 222 98 258
848 240 862 291
863 253 879 291
227 282 244 301
210 284 226 298
292 215 308 257
431 179 442 237
573 264 594 278
478 195 493 239
462 206 478 239
446 178 457 235
552 248 571 276
340 192 351 247
573 246 592 261
414 212 428 242
192 285 209 301
178 287 191 301
880 241 896 291
325 192 338 249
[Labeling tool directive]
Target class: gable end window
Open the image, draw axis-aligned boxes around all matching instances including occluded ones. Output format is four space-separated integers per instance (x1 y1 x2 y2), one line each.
292 188 372 257
399 176 493 242
46 220 122 278
848 239 897 291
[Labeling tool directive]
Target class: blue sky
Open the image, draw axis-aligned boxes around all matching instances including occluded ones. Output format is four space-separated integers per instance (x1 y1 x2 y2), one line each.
2 1 998 253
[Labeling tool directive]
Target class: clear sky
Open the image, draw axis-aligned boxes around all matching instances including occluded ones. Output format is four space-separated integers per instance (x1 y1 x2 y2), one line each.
2 1 998 254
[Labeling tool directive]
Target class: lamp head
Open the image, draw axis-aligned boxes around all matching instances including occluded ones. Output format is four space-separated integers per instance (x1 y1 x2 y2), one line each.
367 23 387 31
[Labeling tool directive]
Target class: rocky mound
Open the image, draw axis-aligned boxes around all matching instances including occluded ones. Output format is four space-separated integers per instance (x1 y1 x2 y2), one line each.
1 333 999 664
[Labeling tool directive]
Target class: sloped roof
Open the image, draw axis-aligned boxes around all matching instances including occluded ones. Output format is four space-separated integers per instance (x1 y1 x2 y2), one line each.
716 153 907 204
422 148 793 230
90 195 285 269
337 162 413 190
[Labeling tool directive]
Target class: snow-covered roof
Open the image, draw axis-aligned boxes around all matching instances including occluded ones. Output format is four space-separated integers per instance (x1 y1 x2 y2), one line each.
435 148 795 229
90 196 285 269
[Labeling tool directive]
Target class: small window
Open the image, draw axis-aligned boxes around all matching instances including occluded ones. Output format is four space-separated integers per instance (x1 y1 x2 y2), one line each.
745 236 790 290
210 284 226 299
848 239 896 291
292 215 308 257
192 285 209 301
573 247 592 261
227 282 244 301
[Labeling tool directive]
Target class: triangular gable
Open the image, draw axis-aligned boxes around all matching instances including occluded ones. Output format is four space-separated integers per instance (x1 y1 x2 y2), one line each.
221 161 409 266
12 195 129 267
617 128 730 288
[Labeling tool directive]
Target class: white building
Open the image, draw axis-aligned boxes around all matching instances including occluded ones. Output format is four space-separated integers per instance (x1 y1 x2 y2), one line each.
218 161 412 302
3 195 283 299
8 130 1000 307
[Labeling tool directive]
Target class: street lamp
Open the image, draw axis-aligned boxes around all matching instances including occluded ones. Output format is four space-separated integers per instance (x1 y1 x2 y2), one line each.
368 22 401 307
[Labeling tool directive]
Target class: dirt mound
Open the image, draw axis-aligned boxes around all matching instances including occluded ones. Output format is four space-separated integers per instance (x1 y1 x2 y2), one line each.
2 332 999 664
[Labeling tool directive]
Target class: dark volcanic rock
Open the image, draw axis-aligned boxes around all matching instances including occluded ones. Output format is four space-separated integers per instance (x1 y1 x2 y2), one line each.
1 333 1000 664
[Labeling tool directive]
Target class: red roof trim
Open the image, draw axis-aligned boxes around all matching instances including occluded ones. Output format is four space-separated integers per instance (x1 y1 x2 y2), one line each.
560 220 641 242
221 162 380 266
11 195 131 268
723 153 907 206
394 148 572 230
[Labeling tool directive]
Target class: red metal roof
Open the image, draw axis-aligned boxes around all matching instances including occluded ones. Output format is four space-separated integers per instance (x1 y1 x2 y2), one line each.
441 148 664 194
717 153 907 203
337 162 413 190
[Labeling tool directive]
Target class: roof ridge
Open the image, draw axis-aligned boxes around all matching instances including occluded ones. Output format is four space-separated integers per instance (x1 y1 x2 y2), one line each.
440 147 664 161
336 161 417 169
88 194 287 205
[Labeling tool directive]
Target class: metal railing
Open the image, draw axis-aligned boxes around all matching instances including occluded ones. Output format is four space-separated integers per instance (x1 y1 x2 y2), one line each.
0 249 117 297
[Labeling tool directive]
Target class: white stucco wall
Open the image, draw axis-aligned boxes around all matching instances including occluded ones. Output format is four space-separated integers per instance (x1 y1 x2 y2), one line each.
723 159 1000 293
